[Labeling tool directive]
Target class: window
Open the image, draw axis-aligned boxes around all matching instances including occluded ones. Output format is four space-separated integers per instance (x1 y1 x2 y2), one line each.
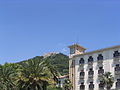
116 79 120 88
80 70 85 76
89 82 94 90
115 64 120 71
97 54 103 60
88 56 93 62
70 48 75 54
98 67 104 74
79 58 84 64
88 68 94 75
116 64 119 67
99 81 104 89
113 51 120 58
80 83 85 90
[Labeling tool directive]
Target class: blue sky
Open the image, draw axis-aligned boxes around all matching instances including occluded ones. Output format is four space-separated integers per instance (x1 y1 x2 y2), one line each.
0 0 120 64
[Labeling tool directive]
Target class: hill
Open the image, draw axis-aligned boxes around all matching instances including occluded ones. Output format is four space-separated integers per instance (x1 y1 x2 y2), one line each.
20 53 69 75
45 53 69 75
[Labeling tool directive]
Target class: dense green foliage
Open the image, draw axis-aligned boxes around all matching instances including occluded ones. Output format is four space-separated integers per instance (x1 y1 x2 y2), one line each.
0 53 69 90
101 72 114 90
45 53 69 75
0 59 60 90
63 79 72 90
23 53 69 75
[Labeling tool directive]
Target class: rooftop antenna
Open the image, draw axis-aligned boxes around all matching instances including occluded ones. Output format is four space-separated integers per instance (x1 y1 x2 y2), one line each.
75 33 79 45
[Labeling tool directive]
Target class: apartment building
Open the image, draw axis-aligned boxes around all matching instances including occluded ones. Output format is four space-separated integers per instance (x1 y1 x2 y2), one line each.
68 44 120 90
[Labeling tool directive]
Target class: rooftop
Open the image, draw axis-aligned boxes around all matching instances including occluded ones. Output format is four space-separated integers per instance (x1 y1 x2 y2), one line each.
68 43 86 50
73 45 120 57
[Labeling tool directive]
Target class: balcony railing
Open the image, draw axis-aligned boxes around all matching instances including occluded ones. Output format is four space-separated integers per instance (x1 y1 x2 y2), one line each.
88 65 93 69
88 78 93 82
79 63 84 67
113 56 120 64
88 61 93 65
97 63 103 67
97 60 103 64
115 71 120 75
115 74 120 79
80 76 84 79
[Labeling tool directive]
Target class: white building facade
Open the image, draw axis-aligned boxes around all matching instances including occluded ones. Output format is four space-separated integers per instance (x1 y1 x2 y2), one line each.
69 44 120 90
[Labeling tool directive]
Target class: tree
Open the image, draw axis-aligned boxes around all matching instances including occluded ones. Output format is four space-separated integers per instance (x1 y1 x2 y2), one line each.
101 72 114 90
17 58 59 90
63 79 72 90
0 63 19 90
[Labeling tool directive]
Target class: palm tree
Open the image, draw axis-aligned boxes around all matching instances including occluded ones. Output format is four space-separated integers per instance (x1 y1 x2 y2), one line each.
0 63 19 90
17 58 59 90
63 79 72 90
101 72 114 90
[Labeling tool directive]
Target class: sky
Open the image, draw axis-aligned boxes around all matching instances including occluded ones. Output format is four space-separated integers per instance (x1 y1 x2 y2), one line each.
0 0 120 64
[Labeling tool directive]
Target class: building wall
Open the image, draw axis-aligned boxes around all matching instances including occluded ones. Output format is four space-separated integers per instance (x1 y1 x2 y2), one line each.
69 58 76 90
72 47 120 90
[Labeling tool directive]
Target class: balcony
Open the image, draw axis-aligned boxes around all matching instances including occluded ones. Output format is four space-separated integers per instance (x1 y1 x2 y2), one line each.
98 69 104 77
80 76 84 80
88 77 93 82
88 60 93 64
97 60 103 64
97 59 103 67
88 71 94 78
80 72 85 79
114 56 120 64
97 63 103 67
115 73 120 79
79 58 84 66
97 54 103 64
79 63 84 68
115 67 120 75
88 63 93 69
88 56 93 65
115 71 120 75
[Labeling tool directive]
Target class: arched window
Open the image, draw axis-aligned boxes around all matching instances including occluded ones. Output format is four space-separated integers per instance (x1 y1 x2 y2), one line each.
80 83 85 90
116 79 120 89
79 58 84 64
97 54 103 60
99 81 104 89
88 68 94 76
89 82 94 90
115 64 120 71
113 51 120 57
88 56 93 62
80 70 85 76
98 67 104 75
